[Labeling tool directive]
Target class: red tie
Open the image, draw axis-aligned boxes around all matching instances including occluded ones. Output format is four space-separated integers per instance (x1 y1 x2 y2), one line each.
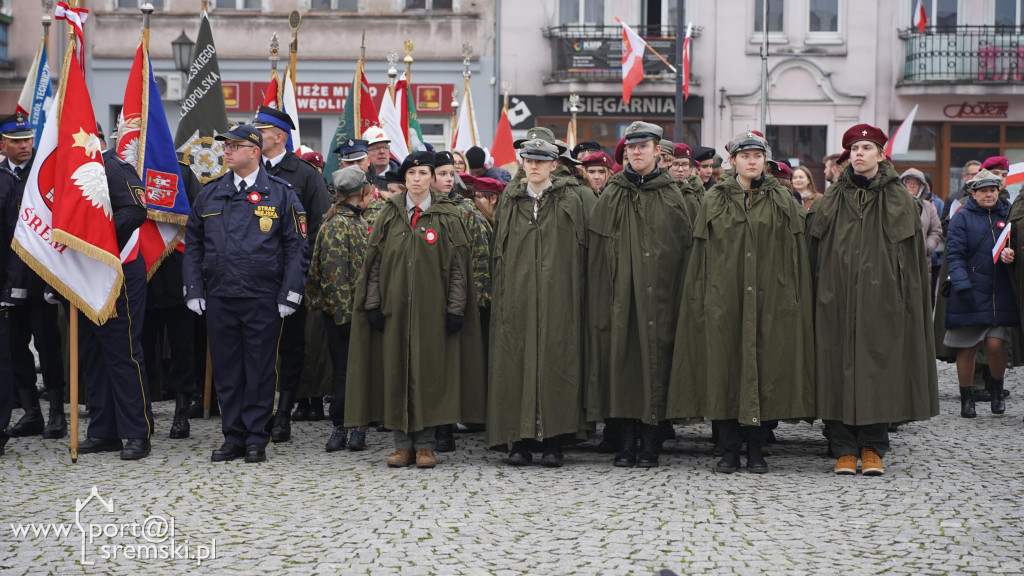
411 206 423 227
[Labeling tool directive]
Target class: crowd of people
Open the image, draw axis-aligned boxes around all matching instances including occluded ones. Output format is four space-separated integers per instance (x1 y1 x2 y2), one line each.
0 106 1019 476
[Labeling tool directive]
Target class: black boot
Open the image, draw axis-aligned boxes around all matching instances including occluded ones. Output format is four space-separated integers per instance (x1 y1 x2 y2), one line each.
308 397 325 421
169 393 191 439
291 398 311 422
10 388 45 437
637 423 660 468
746 433 769 474
435 424 455 453
598 419 620 453
42 396 67 439
716 451 740 473
960 386 977 418
271 391 295 442
715 419 741 473
613 420 638 467
657 419 676 451
991 378 1006 415
541 438 564 467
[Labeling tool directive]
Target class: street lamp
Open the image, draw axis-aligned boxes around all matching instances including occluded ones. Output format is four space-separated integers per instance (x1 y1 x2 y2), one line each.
171 30 194 74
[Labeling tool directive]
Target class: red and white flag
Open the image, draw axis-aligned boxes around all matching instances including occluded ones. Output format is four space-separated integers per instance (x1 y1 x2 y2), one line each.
993 222 1012 264
262 70 281 108
55 2 89 76
1005 162 1024 187
379 75 410 160
615 17 647 104
913 0 929 33
682 22 693 101
885 104 919 157
12 51 122 324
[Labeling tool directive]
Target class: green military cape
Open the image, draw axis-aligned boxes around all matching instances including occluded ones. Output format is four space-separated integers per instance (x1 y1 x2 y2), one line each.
586 168 693 425
344 192 486 432
807 162 939 425
485 173 589 447
667 172 814 424
676 174 705 224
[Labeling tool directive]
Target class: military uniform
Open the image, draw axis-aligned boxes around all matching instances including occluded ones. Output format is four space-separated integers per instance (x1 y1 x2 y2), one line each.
183 130 309 456
0 116 27 455
75 150 152 459
253 106 330 437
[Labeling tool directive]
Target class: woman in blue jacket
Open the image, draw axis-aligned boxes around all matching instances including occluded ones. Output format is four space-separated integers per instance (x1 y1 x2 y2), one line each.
945 169 1016 418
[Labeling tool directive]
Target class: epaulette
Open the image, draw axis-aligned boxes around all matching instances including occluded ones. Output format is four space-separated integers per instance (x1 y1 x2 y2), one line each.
269 174 294 188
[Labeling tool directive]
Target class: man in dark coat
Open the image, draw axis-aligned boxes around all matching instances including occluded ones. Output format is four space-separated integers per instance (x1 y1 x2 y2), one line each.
807 124 939 476
586 121 693 468
183 125 309 463
252 106 329 441
486 138 588 467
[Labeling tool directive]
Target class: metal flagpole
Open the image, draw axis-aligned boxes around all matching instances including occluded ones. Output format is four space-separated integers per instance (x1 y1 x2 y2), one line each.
403 40 414 151
760 0 769 132
674 6 684 143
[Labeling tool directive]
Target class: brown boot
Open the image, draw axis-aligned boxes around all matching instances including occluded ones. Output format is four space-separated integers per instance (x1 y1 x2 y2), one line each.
415 449 437 468
860 447 884 476
386 449 415 467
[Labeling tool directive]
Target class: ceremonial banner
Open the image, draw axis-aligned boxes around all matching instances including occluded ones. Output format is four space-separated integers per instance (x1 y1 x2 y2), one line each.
13 59 122 325
616 17 646 104
491 105 517 173
117 44 191 277
379 78 410 161
16 40 53 144
282 67 302 151
324 60 379 176
682 23 692 101
452 79 479 152
175 8 230 183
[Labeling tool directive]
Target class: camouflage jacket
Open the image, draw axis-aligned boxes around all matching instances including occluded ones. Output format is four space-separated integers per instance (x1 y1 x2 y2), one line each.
305 203 370 325
449 192 492 308
364 197 387 228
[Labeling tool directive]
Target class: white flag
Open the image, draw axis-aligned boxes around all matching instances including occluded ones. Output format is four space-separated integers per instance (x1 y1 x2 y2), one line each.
282 68 302 151
452 87 480 153
378 78 410 161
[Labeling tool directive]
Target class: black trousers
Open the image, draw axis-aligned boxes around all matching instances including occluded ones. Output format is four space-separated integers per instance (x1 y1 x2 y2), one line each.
79 256 152 440
824 420 890 458
9 297 65 395
142 304 197 398
277 304 307 395
715 419 768 453
206 296 282 447
324 317 351 426
0 307 13 444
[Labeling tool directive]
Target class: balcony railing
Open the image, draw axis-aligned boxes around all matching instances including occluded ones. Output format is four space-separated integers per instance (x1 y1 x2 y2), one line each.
900 25 1024 83
543 24 698 82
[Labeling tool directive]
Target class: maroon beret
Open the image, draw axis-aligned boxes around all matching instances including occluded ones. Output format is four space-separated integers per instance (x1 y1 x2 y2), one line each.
614 137 626 165
673 143 692 159
768 160 791 179
842 124 888 151
581 151 613 169
982 156 1010 171
461 173 505 194
837 150 850 165
300 151 324 168
750 130 764 138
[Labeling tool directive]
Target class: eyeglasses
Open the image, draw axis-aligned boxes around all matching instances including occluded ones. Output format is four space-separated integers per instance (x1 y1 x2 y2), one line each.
224 143 256 152
454 161 467 169
368 144 390 152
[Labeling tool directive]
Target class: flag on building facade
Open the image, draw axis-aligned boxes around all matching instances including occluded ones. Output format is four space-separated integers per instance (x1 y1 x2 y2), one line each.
914 0 929 33
117 43 191 278
13 51 123 325
16 40 52 144
324 60 379 177
175 8 230 184
682 22 693 101
615 17 646 104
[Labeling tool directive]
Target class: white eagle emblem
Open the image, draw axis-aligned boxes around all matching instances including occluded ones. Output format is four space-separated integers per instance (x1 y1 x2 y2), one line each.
71 162 112 219
119 136 140 165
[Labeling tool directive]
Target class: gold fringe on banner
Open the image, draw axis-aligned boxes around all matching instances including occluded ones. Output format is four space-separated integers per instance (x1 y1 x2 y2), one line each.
144 225 186 282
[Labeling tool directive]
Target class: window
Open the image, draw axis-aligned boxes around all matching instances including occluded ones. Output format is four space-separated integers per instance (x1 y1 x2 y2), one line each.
404 0 452 9
995 0 1021 28
913 0 957 31
559 0 604 26
0 16 8 69
766 125 827 191
808 0 837 32
117 0 165 7
215 0 259 9
642 0 684 29
311 0 358 9
754 0 784 32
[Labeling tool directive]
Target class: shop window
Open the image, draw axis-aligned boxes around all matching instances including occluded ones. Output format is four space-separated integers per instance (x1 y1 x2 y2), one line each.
1005 125 1024 142
951 124 1000 143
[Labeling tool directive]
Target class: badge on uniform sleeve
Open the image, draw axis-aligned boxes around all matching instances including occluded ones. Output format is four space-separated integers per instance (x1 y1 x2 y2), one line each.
298 213 308 238
248 191 261 203
425 229 437 244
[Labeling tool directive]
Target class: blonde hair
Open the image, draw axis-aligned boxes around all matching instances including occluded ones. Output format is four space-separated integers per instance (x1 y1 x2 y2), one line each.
792 165 818 195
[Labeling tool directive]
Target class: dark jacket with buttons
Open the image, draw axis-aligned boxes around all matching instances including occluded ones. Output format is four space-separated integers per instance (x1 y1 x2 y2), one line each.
0 157 27 303
182 167 310 307
265 150 329 249
945 196 1018 329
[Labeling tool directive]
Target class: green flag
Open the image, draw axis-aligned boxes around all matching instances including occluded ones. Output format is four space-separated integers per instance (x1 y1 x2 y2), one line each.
324 59 378 177
174 9 230 183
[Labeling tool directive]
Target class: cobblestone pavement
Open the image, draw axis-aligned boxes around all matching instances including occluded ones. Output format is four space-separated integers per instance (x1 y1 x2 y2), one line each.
2 361 1023 575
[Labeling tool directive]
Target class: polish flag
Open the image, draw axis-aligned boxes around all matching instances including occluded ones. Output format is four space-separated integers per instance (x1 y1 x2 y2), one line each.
1005 162 1024 187
615 18 646 104
993 222 1011 264
682 22 693 101
885 104 919 157
913 0 928 33
262 70 280 108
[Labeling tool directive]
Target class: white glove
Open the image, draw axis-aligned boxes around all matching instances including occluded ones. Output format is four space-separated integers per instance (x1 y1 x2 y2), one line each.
278 304 296 318
43 292 59 305
186 298 206 315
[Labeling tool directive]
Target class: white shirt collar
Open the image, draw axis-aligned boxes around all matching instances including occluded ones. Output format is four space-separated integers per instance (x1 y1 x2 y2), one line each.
526 180 552 199
264 150 286 168
405 192 432 213
233 171 259 190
